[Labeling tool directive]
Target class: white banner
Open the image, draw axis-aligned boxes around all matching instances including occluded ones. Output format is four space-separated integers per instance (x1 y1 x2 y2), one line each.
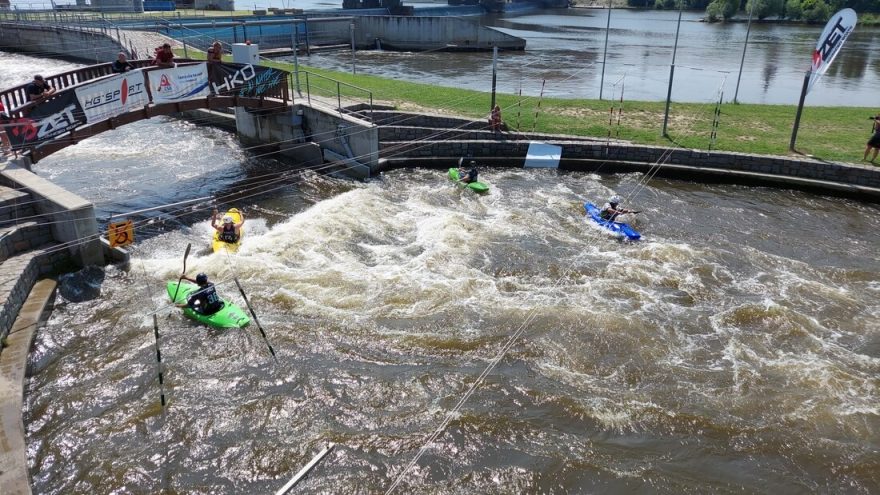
148 64 211 103
75 71 148 123
808 8 857 94
524 142 562 168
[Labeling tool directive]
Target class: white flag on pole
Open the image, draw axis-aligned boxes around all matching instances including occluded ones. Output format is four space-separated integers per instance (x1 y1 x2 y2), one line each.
807 8 857 94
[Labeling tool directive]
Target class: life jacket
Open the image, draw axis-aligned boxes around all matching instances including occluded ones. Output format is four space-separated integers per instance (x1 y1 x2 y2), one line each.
219 223 238 243
188 283 223 315
466 168 478 182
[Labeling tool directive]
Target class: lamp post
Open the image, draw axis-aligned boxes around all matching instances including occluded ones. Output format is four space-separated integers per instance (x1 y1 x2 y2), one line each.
661 0 684 138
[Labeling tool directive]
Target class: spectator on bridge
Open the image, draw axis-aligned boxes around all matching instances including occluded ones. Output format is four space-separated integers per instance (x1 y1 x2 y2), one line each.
489 104 503 132
111 52 135 74
26 75 56 103
0 102 12 156
206 41 224 85
207 41 223 64
153 43 175 68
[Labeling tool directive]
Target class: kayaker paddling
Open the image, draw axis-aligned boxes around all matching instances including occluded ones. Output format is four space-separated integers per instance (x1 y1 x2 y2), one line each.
457 158 479 184
176 273 223 316
599 195 639 222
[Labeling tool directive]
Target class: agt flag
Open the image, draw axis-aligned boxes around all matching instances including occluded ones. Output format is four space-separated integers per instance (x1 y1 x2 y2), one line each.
807 8 857 94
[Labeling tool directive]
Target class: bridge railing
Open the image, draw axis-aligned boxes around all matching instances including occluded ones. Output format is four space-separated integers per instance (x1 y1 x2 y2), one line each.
298 70 373 120
0 59 203 115
3 61 292 160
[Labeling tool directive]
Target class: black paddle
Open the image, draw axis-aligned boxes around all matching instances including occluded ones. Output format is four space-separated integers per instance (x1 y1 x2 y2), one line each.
234 277 278 363
171 243 192 306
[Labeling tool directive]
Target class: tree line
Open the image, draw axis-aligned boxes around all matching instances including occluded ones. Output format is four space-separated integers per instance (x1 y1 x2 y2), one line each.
626 0 878 22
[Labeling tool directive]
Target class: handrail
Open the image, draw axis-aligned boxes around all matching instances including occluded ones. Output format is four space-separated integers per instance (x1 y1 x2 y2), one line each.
297 69 372 119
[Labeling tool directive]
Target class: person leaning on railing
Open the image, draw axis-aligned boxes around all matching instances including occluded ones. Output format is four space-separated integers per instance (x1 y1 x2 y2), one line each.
26 75 56 103
111 52 135 74
153 43 175 68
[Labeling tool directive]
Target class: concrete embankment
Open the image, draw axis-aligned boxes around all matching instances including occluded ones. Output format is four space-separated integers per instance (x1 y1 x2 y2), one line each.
370 110 880 201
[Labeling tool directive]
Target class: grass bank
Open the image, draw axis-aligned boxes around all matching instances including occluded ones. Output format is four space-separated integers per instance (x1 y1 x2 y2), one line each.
195 49 875 165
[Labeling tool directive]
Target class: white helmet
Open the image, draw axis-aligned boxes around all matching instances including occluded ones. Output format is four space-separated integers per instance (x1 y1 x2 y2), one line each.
610 195 621 204
223 215 233 224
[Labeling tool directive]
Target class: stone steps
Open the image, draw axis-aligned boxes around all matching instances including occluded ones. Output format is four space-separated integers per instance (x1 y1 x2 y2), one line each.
0 221 54 265
0 244 66 336
0 278 56 495
0 186 36 224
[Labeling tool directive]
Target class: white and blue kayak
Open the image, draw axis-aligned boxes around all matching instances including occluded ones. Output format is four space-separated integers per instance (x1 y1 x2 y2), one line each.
584 202 641 241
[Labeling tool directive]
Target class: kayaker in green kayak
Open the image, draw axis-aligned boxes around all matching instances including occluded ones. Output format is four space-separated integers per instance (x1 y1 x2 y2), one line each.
458 159 479 184
175 273 223 316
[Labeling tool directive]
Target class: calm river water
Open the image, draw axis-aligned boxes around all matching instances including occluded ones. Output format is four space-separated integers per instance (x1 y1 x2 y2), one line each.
1 51 878 494
277 5 880 106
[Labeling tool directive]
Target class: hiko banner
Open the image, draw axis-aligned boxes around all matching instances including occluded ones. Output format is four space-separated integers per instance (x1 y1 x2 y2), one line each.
148 63 211 103
7 92 86 150
211 63 286 98
75 71 148 123
807 8 857 94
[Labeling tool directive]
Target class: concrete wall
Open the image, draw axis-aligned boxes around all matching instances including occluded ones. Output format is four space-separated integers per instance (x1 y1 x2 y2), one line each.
234 102 379 178
0 23 122 64
355 16 525 50
1 161 104 267
380 138 880 191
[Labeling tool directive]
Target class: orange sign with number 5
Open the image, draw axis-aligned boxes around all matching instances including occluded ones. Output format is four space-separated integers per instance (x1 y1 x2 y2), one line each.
108 220 134 248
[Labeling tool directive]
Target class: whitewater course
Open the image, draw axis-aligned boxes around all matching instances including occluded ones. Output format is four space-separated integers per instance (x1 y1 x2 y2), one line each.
0 48 877 494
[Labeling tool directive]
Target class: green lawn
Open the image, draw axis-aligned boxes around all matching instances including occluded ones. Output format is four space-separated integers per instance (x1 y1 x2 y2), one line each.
184 49 876 165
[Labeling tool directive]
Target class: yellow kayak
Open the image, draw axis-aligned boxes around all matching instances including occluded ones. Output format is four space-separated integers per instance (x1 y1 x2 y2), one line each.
212 208 243 253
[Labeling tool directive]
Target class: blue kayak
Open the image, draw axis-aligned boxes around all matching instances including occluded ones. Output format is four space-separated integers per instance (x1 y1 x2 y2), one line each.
584 202 641 240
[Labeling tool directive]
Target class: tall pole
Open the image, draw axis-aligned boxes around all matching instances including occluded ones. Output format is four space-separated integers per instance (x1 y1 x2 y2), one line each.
661 0 684 138
599 0 611 100
350 22 356 75
789 70 811 151
490 46 498 111
292 24 301 95
733 0 755 104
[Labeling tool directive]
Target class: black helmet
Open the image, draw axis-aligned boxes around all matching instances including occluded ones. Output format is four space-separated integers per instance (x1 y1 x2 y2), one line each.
469 160 477 167
195 273 208 285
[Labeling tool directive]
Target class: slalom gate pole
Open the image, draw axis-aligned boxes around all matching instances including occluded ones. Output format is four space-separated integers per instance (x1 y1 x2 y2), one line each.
234 277 278 363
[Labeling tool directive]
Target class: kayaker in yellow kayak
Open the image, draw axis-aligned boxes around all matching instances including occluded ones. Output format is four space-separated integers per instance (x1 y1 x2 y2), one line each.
212 208 244 244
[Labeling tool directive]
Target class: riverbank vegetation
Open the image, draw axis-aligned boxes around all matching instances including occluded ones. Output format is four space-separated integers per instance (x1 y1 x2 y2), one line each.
625 0 878 23
193 50 872 164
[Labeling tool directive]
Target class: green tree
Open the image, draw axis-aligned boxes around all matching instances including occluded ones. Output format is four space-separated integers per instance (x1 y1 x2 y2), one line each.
706 0 739 20
783 0 832 21
745 0 784 18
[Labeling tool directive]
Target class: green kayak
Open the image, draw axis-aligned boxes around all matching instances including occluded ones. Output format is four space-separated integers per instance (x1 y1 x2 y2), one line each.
166 281 250 329
448 168 489 193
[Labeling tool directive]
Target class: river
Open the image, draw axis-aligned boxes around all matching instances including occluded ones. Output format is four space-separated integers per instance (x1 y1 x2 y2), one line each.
2 52 879 494
276 6 880 106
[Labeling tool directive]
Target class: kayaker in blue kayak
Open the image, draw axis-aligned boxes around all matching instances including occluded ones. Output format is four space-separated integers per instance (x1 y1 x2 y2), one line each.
176 273 223 316
458 160 479 184
600 196 637 221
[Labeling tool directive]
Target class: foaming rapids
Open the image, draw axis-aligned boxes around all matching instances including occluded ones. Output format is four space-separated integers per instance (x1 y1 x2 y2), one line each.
26 166 880 493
